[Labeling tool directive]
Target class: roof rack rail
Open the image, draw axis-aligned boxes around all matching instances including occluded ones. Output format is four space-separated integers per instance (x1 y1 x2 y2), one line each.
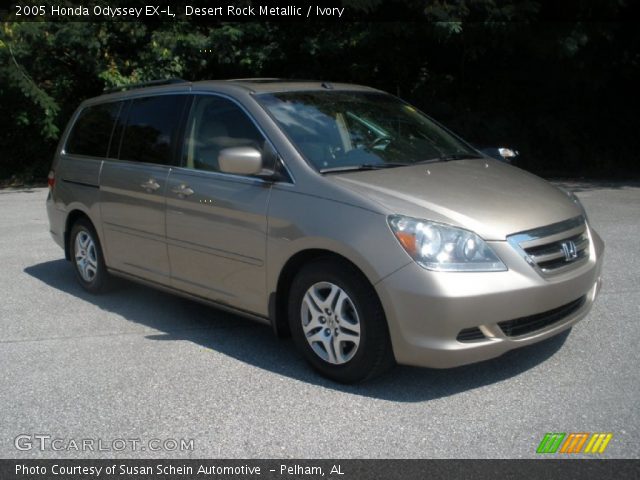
103 78 188 94
225 78 285 83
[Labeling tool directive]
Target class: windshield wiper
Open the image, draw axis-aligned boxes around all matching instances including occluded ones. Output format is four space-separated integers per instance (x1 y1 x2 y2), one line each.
416 153 484 164
320 163 409 173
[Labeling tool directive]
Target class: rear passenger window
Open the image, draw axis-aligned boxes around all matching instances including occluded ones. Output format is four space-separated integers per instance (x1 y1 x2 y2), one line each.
183 96 265 172
66 102 121 157
119 95 187 165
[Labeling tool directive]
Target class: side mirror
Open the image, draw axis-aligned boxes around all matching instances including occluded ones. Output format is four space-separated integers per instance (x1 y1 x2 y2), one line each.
218 147 263 175
478 147 519 164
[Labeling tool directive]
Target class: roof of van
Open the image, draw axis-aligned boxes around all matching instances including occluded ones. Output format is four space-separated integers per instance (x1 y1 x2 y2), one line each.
201 78 379 93
89 78 380 104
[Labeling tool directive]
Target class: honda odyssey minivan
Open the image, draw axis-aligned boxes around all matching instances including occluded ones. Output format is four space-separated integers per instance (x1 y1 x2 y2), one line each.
46 79 604 383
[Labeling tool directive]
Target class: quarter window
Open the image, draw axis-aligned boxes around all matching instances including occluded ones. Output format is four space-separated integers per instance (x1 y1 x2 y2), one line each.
119 95 188 165
182 96 265 172
66 102 122 157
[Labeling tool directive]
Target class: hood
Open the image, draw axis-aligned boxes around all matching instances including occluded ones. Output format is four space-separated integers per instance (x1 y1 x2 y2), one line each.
328 159 581 240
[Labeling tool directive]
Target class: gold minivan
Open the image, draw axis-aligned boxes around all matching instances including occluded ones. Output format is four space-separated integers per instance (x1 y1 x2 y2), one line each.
46 79 604 383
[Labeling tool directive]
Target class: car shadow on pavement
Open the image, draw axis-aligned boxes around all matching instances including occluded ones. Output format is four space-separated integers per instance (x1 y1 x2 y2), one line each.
25 259 570 403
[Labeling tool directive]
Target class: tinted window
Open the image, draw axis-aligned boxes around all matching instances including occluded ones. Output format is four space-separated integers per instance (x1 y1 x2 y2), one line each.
183 96 265 172
66 102 121 157
119 95 187 165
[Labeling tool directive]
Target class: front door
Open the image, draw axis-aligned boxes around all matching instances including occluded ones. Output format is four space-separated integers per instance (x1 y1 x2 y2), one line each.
165 95 273 314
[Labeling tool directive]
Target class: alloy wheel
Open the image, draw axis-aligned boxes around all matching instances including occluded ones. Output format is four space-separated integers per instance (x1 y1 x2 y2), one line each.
300 281 361 364
74 230 98 283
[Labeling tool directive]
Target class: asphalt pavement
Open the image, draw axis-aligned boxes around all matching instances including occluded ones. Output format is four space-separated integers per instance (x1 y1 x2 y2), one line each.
0 183 638 458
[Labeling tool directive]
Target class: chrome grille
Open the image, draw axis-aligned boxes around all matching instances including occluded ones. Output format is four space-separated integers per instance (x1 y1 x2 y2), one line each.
507 216 590 275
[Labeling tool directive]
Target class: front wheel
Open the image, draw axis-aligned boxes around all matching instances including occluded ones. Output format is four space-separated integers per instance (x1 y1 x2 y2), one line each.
288 259 394 383
70 218 110 294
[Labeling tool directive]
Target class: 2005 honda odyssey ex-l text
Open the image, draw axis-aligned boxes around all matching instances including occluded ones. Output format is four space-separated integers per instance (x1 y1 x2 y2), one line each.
46 79 604 383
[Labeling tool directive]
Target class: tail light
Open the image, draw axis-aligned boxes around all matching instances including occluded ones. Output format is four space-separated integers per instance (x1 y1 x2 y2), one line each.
47 170 55 189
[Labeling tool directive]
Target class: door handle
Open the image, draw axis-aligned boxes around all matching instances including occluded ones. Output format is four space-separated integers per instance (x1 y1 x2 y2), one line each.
140 179 160 192
171 184 195 198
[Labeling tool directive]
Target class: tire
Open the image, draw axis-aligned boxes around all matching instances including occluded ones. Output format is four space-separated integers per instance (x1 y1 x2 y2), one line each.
69 217 110 294
288 258 395 383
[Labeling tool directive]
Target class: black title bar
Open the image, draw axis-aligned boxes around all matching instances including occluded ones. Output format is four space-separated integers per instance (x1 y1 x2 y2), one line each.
2 0 639 22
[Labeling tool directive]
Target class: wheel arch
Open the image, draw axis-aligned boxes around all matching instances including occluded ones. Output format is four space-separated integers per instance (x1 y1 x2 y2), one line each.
63 209 94 261
270 248 379 338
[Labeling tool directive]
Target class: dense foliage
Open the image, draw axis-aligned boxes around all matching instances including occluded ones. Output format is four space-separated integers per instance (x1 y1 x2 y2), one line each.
1 1 638 181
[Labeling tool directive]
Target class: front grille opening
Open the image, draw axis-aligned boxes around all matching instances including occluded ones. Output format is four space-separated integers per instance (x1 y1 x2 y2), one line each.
536 253 588 271
508 216 590 276
498 296 586 337
523 231 589 273
457 327 486 342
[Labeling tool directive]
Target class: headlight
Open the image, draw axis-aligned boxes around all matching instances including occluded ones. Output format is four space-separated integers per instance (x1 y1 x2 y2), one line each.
388 215 507 272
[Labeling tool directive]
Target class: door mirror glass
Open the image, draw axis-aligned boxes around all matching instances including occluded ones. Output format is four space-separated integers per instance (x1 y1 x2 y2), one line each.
218 147 263 175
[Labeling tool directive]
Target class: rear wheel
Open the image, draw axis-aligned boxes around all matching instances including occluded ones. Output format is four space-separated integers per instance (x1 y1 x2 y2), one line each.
288 259 394 383
70 218 110 293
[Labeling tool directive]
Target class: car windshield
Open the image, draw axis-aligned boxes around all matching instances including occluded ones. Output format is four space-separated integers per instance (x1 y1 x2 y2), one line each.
256 91 479 172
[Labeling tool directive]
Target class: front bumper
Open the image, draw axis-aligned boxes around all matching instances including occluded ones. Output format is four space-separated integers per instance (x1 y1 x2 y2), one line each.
375 225 604 368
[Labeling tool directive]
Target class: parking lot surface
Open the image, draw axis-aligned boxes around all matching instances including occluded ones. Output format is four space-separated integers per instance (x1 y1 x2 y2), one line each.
0 183 638 458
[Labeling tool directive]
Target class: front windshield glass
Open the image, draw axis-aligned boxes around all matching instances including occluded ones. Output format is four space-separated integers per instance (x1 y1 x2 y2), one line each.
256 91 478 171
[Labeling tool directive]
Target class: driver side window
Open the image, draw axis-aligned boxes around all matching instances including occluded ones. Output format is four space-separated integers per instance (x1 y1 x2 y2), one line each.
183 95 265 173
